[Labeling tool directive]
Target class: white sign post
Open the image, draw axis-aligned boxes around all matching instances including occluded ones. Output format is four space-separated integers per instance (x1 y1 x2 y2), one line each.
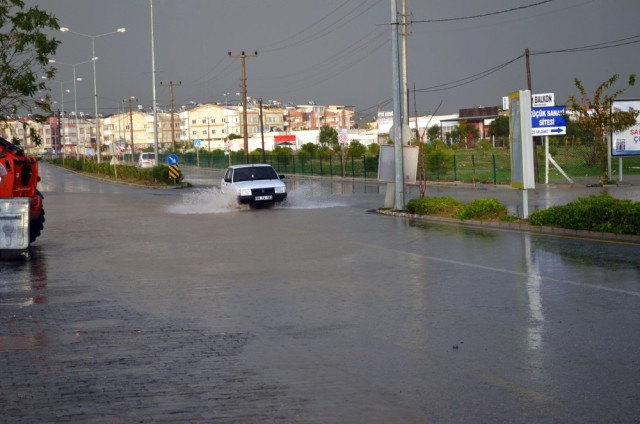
509 90 534 218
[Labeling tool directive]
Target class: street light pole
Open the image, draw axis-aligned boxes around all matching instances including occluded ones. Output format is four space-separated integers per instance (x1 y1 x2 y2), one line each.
60 27 126 163
49 59 92 157
42 76 79 154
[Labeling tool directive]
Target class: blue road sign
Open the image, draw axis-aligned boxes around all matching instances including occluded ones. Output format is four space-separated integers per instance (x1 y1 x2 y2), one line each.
194 139 202 147
531 106 566 136
167 154 179 165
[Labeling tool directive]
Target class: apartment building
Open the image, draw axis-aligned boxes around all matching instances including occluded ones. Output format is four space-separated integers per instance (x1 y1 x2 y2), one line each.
5 101 357 155
0 114 97 156
284 104 354 131
103 110 148 153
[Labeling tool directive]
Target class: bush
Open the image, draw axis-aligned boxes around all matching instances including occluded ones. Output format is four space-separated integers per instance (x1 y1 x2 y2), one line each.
51 157 181 185
477 139 493 155
529 194 640 235
364 155 378 173
406 196 461 217
457 198 508 220
423 141 454 175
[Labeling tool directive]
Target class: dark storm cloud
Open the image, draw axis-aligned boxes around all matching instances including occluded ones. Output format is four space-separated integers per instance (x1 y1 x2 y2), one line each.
28 1 640 118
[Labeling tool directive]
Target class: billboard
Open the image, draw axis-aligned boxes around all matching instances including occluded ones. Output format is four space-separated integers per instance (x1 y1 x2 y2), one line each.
611 99 640 156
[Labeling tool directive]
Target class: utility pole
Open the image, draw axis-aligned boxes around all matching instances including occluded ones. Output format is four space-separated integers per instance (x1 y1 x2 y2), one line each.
150 0 159 162
525 47 539 183
400 0 411 126
391 0 404 210
228 51 257 163
124 96 137 158
259 98 265 163
525 48 532 92
160 81 181 152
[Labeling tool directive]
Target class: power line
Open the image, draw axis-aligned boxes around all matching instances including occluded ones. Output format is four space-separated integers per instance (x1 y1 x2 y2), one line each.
415 54 524 93
260 0 385 53
531 34 640 55
411 0 553 23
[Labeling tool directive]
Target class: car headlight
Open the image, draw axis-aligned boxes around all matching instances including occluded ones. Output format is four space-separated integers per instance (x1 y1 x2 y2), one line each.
275 186 286 194
239 188 252 196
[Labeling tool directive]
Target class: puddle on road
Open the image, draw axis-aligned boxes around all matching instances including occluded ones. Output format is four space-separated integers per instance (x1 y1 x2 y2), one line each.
167 182 347 215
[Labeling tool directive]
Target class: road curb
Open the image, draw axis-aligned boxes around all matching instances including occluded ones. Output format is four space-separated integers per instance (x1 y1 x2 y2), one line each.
376 209 640 244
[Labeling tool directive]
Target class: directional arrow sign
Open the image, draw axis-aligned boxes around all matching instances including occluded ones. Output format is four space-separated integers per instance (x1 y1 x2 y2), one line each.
531 106 566 136
167 153 179 165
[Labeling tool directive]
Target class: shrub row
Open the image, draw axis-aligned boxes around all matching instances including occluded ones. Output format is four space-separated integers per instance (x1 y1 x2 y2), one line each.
529 194 640 235
406 196 508 221
50 158 181 185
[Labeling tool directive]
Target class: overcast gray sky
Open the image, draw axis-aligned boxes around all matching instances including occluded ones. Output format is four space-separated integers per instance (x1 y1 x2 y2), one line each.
32 0 640 120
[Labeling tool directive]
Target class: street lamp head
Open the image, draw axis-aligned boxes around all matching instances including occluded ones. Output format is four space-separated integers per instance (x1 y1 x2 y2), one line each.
60 27 69 32
117 28 126 33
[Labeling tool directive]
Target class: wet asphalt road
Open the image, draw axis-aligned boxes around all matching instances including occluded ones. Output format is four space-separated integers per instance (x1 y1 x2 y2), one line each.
1 163 639 423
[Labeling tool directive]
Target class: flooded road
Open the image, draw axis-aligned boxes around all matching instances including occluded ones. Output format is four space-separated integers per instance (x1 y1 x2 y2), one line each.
1 163 639 423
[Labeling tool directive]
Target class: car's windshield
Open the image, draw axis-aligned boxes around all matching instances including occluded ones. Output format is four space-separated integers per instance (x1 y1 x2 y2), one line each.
233 167 278 182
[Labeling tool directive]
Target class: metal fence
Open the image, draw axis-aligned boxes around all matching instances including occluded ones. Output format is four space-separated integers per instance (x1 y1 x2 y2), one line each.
162 145 640 185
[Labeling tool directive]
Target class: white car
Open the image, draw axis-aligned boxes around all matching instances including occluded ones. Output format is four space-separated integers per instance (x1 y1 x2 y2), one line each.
138 152 156 168
221 164 287 206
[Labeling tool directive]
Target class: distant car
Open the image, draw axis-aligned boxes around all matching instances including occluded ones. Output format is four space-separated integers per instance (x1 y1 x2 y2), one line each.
221 164 287 207
138 152 156 168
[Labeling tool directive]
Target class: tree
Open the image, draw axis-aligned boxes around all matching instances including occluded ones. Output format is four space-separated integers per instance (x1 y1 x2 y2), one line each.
568 74 638 178
367 143 379 156
347 140 366 157
319 125 338 150
300 142 318 157
426 124 440 143
489 115 509 147
0 1 59 119
455 120 480 149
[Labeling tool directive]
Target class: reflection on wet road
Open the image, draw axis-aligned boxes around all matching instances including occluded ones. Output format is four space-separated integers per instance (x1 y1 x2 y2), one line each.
1 163 639 423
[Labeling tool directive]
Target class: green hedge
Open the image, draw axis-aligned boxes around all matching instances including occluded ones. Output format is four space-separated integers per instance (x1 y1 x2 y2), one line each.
51 158 181 185
406 196 461 218
406 196 508 220
529 194 640 235
457 198 508 220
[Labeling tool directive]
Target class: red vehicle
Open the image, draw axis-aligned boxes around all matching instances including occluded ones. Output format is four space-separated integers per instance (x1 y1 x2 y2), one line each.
0 137 45 243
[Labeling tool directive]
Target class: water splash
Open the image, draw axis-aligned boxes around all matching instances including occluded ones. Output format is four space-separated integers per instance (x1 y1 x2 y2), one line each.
167 182 347 215
281 181 348 209
167 187 245 214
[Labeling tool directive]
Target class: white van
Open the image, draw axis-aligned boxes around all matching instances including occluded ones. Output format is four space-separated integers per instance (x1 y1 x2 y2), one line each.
138 152 156 168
